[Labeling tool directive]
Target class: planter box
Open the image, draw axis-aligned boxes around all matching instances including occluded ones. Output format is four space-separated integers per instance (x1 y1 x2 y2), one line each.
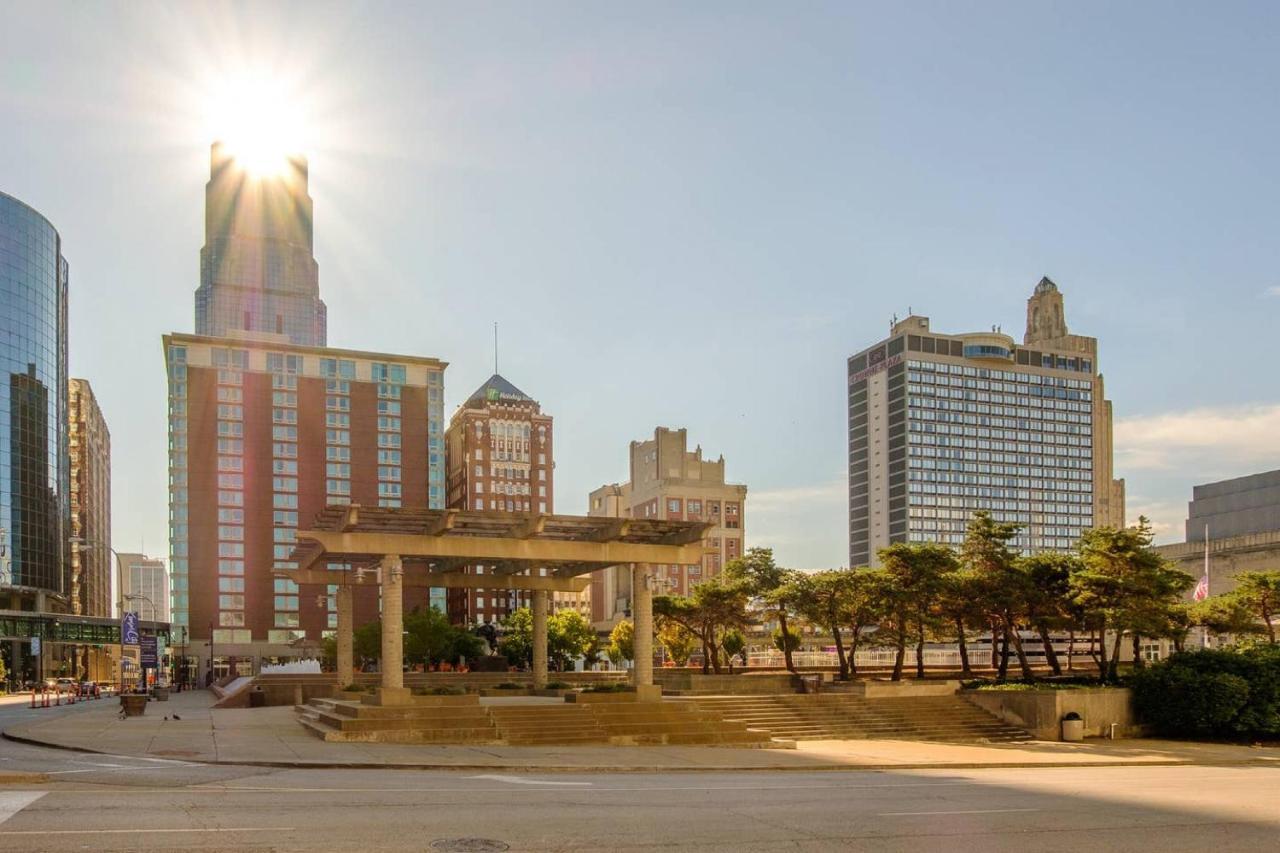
152 687 170 701
120 694 148 717
532 688 575 698
479 688 532 697
337 690 366 701
409 693 480 707
566 691 639 704
963 687 1135 740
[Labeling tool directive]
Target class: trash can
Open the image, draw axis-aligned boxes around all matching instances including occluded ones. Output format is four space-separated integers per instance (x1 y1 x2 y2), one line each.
248 686 266 708
800 675 822 695
153 686 170 701
1061 711 1084 742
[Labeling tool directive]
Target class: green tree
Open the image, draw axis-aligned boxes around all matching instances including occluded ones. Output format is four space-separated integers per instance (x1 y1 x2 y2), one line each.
548 609 596 670
497 608 534 667
607 620 634 667
1234 571 1280 644
721 628 747 673
726 547 802 673
1191 594 1263 639
792 569 856 680
1019 552 1079 676
1072 518 1195 682
657 620 696 667
654 575 749 674
879 542 956 680
936 566 985 678
961 510 1035 680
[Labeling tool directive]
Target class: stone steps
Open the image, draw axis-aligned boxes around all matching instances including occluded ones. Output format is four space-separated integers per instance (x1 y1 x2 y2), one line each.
680 694 1033 743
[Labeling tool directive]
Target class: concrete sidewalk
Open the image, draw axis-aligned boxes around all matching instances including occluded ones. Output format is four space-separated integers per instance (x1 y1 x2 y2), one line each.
5 689 1278 772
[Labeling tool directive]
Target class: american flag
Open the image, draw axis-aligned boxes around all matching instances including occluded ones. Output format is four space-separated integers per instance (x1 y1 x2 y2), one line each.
1193 574 1209 601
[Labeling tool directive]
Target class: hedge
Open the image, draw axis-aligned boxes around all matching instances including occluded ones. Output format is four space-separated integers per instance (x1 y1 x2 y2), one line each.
1130 646 1280 739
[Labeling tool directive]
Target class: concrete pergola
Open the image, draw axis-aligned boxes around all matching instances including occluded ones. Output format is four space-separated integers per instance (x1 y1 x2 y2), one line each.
281 505 707 704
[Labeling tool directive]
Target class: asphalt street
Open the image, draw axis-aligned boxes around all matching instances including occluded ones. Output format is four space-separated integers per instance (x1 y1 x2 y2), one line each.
0 697 1278 852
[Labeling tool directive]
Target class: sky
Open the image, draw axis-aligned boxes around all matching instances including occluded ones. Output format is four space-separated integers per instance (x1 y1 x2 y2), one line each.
2 1 1278 569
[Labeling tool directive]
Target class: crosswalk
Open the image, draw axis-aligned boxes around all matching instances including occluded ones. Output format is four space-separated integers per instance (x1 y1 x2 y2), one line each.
0 792 45 827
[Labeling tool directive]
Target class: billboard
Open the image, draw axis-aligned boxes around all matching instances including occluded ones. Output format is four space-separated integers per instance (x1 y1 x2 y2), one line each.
121 612 140 645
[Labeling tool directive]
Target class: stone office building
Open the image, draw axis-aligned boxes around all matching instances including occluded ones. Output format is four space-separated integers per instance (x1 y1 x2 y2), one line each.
588 427 747 629
847 278 1125 566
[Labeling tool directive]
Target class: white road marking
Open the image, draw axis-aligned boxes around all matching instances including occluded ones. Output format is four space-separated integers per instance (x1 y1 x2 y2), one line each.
468 774 593 787
0 793 46 827
0 826 295 836
880 808 1041 817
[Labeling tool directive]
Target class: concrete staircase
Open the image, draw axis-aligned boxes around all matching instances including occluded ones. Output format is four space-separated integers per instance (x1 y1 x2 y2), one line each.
679 694 1033 743
296 696 781 747
297 697 498 744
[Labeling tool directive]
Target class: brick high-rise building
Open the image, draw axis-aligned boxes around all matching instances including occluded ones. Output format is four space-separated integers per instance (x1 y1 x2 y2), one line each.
588 427 747 629
68 378 110 618
444 374 574 625
164 332 446 676
846 277 1125 566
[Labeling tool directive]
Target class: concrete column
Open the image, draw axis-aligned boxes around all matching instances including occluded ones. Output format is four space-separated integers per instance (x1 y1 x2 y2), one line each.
335 584 354 688
376 555 410 704
631 564 658 699
532 588 549 690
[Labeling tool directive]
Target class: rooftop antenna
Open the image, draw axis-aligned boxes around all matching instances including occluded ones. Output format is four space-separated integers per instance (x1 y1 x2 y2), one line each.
494 322 499 374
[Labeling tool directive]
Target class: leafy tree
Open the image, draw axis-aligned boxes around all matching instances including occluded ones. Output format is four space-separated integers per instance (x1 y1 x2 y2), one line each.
1234 571 1280 644
548 609 596 670
1072 518 1195 682
351 608 483 671
726 547 802 673
657 621 697 667
1019 552 1078 676
879 542 956 680
607 620 634 667
936 567 985 678
496 608 534 667
1191 594 1263 639
721 629 747 673
792 569 856 680
960 511 1033 680
654 575 749 674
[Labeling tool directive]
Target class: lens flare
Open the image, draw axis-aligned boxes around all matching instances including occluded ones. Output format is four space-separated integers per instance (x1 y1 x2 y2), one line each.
204 69 306 177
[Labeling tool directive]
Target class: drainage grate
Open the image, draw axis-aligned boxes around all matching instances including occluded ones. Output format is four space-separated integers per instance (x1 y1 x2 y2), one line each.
429 840 510 852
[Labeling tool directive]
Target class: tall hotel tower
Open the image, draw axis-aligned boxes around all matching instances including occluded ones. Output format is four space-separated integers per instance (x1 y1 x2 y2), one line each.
847 278 1125 566
194 143 327 346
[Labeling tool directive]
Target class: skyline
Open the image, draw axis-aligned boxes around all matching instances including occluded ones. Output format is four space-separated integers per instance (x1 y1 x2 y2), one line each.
3 2 1279 569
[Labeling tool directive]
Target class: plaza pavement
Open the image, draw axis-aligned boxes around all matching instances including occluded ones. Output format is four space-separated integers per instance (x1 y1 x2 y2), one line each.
5 688 1278 772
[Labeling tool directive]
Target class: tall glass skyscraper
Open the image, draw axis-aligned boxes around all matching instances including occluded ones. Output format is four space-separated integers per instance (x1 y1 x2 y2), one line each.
193 142 327 346
0 191 69 599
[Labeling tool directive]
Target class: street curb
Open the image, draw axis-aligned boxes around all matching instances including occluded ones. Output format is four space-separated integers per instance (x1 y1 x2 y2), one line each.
0 771 49 784
7 728 1277 773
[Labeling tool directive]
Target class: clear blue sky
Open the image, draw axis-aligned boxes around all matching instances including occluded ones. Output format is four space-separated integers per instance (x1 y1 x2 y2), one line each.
3 2 1278 568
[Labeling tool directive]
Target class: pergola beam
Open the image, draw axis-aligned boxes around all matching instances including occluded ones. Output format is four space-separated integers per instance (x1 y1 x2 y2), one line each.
275 568 589 593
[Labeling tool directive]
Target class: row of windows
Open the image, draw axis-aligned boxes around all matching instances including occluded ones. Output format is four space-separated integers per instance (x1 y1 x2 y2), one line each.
909 458 1092 475
906 433 1091 457
908 422 1092 447
908 470 1092 487
906 360 1093 389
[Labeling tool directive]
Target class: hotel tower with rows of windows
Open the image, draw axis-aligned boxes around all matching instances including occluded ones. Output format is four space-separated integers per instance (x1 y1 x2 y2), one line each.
847 278 1125 566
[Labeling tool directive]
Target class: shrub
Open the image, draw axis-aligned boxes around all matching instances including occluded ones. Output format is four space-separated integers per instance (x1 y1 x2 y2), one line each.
544 681 571 690
1130 646 1280 739
339 683 361 693
494 681 526 690
584 682 632 693
416 686 465 696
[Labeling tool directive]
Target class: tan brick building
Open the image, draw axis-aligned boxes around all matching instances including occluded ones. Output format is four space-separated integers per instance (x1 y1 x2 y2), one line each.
68 378 111 618
588 427 747 629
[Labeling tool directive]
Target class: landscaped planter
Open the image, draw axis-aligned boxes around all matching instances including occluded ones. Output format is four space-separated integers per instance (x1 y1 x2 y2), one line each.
152 686 170 701
479 687 532 697
410 693 480 707
337 690 366 701
566 691 638 704
120 694 148 717
962 687 1135 740
532 688 575 698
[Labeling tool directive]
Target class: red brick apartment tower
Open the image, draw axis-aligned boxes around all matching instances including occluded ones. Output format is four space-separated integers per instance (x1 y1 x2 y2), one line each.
445 374 571 625
164 332 446 677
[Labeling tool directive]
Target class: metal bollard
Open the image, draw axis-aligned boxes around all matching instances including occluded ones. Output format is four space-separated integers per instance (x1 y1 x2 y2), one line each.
29 690 36 709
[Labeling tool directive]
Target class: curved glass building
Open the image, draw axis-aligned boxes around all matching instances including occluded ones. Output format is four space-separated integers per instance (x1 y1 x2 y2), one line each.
0 191 69 601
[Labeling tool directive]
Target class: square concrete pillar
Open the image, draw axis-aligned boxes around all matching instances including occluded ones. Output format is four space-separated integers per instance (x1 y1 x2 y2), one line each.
532 588 549 690
377 554 411 705
631 564 659 700
335 584 354 689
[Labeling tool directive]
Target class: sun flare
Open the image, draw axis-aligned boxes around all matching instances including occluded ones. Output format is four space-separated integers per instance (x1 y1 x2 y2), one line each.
204 69 308 176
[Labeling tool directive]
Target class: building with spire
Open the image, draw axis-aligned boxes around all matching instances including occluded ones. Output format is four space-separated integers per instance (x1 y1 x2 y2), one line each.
444 374 572 625
194 142 327 346
846 277 1125 566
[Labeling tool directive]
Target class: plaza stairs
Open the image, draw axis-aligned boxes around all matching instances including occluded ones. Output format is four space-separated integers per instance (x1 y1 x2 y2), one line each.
295 696 780 747
676 693 1033 743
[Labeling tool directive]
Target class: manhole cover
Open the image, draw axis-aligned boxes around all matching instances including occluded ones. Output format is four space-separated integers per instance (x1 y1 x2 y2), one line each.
429 840 510 853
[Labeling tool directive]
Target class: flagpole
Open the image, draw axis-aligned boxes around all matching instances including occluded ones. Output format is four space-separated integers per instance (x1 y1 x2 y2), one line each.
1202 523 1210 649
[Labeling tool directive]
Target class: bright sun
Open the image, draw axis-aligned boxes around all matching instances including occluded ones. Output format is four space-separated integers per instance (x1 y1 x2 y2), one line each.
205 69 307 176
